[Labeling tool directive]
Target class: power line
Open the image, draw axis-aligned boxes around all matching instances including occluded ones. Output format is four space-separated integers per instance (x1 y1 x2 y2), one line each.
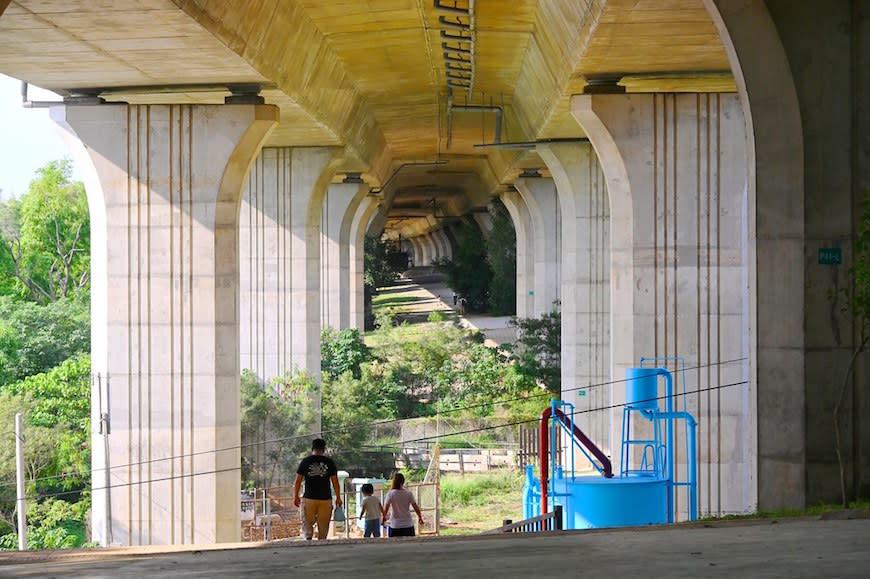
15 378 749 502
0 357 747 490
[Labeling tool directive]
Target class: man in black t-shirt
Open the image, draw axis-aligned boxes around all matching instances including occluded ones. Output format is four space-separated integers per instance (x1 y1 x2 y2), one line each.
293 438 343 540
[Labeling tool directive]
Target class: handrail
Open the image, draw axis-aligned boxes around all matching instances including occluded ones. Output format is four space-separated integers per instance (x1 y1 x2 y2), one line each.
484 505 563 534
540 403 612 515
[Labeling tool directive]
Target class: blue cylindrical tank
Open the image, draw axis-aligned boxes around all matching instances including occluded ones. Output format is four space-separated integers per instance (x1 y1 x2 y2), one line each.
552 476 668 530
625 367 660 410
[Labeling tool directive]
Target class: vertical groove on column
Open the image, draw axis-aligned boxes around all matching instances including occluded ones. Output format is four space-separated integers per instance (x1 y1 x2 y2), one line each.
144 105 153 544
186 105 195 543
714 94 723 516
175 104 186 544
124 105 133 545
168 105 176 545
653 94 660 357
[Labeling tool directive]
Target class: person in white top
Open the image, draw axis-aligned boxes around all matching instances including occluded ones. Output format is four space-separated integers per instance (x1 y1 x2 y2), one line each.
358 483 385 538
382 472 424 537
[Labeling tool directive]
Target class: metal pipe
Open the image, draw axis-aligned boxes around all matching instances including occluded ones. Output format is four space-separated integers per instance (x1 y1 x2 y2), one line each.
449 103 502 143
20 81 57 108
15 413 26 550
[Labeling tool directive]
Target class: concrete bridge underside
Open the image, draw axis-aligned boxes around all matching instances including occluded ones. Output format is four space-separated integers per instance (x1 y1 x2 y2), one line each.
0 0 868 546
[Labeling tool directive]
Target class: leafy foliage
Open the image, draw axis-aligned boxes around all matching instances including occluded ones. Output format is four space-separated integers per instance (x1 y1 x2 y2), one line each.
485 199 517 315
509 301 562 395
364 234 406 290
0 160 89 304
0 293 90 386
434 222 493 312
321 327 372 380
240 369 317 488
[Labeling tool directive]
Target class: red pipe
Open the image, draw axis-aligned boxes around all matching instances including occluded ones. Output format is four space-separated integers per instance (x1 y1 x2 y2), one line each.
539 406 613 516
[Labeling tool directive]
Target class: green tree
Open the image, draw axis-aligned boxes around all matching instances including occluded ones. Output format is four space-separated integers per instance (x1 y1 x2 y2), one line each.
321 327 372 380
240 369 317 488
0 293 90 386
364 234 406 291
485 199 517 315
509 301 561 395
434 223 492 312
10 354 91 490
0 160 89 304
0 390 60 537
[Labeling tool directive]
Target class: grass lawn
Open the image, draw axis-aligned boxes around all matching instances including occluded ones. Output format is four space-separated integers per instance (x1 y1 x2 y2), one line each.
438 470 525 535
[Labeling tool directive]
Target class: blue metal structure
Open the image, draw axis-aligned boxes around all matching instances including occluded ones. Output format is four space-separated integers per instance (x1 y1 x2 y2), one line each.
524 360 699 530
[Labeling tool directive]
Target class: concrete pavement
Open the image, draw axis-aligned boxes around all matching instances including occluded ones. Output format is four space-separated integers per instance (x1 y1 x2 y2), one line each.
1 516 868 578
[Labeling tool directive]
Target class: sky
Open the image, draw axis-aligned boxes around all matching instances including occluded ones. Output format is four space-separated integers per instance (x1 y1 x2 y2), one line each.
0 73 81 201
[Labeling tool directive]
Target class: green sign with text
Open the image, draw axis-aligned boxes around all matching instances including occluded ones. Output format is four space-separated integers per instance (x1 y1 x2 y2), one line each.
818 247 842 265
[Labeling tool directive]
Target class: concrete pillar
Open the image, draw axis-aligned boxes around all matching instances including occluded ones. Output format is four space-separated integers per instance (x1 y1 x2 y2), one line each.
514 177 562 316
704 0 806 512
435 229 452 261
239 147 340 432
501 189 534 319
240 148 291 386
407 236 422 268
536 145 610 457
571 93 751 518
473 211 493 237
321 182 368 330
422 233 435 265
53 103 277 546
349 196 379 330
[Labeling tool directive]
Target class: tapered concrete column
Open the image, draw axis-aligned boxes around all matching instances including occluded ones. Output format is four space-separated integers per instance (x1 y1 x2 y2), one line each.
536 145 610 452
705 0 806 512
514 177 562 316
571 93 751 518
407 236 422 268
501 189 534 319
349 196 379 329
239 147 339 427
434 229 452 261
53 103 278 546
422 233 436 264
321 182 368 330
240 148 291 385
473 211 493 237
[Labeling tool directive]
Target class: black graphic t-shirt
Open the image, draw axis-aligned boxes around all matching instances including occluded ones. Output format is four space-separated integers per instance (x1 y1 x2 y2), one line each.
296 454 338 500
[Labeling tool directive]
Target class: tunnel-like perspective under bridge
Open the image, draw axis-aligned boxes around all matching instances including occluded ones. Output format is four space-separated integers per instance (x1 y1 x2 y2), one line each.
0 0 867 546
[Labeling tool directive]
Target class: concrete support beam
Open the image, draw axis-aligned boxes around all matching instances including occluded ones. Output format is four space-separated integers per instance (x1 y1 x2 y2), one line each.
536 145 610 453
53 103 278 546
501 189 534 319
571 93 752 518
349 196 379 330
321 182 368 330
514 177 562 316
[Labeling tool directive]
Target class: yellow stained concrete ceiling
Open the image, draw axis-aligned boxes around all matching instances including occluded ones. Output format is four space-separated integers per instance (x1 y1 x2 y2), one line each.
0 0 733 239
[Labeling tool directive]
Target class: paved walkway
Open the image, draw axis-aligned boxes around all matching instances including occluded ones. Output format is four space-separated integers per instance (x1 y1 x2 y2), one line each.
1 516 868 577
397 268 515 347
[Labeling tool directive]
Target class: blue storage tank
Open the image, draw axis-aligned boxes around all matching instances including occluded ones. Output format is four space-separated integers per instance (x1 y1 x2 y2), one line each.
625 367 661 410
552 475 668 530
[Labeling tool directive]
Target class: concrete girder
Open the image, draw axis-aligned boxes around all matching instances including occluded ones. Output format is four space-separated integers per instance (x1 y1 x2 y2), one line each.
52 103 278 547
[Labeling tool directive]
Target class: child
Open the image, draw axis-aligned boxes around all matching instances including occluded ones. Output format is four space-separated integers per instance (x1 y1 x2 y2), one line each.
358 483 384 538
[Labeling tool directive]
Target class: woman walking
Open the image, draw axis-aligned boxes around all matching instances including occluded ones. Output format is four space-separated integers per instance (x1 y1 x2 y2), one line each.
382 472 424 537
